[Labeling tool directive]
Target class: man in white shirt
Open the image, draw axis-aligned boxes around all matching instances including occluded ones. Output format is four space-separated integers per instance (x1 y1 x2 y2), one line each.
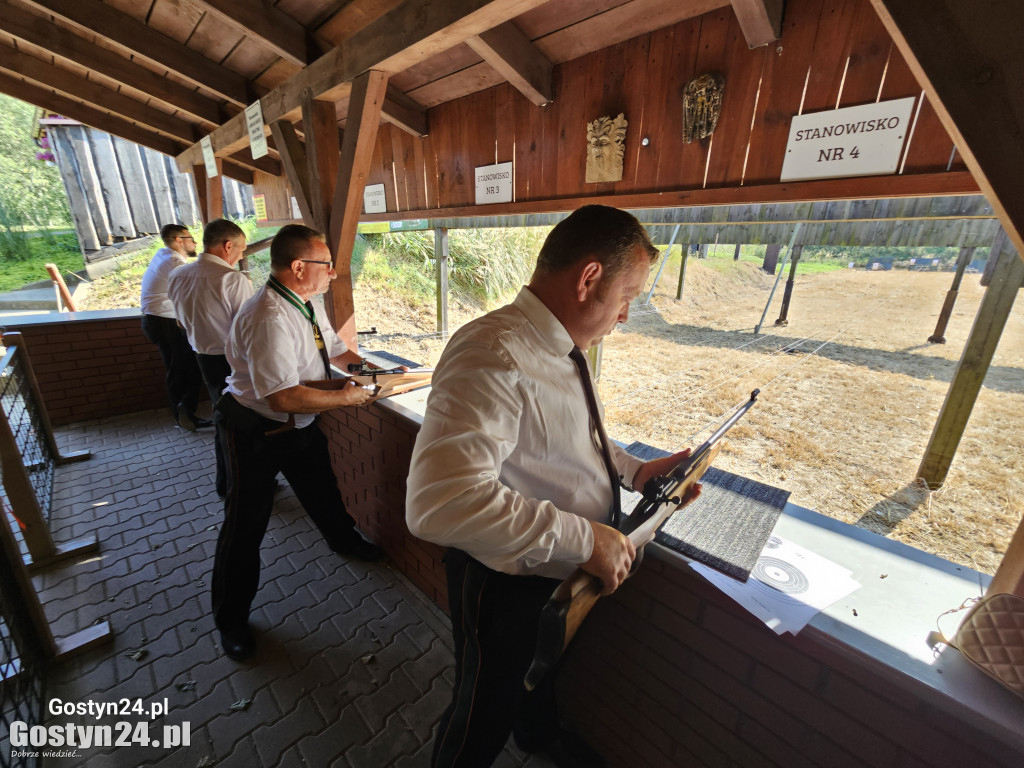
213 224 383 661
406 206 694 768
140 224 207 431
168 219 253 497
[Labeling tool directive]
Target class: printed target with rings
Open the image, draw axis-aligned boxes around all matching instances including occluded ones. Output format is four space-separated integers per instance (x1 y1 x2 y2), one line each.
753 556 810 594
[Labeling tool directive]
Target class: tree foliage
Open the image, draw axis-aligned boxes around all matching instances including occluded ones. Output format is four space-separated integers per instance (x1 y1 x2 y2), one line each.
0 94 71 253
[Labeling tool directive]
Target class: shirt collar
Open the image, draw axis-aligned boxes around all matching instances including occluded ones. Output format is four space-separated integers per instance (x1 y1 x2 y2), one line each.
513 286 575 357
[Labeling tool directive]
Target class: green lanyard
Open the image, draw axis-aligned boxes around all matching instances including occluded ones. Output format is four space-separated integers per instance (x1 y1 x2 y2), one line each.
267 276 331 377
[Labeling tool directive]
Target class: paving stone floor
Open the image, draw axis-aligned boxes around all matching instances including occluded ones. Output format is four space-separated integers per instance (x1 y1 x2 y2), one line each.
35 409 553 768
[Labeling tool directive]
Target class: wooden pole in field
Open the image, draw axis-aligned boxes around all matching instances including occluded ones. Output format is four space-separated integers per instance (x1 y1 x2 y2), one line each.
775 245 802 326
927 246 974 343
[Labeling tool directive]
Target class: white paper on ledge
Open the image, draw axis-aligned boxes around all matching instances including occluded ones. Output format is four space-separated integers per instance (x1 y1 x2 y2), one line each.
690 534 861 635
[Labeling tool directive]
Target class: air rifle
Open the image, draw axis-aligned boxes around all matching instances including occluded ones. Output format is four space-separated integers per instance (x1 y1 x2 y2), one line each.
523 389 760 690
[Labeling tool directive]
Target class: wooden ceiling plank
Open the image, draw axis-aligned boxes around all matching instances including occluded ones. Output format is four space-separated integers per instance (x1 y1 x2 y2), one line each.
328 69 388 347
19 0 251 105
190 0 312 67
0 69 182 156
465 21 553 106
175 0 550 170
0 1 224 126
0 43 199 143
729 0 783 48
869 0 1024 258
382 86 429 137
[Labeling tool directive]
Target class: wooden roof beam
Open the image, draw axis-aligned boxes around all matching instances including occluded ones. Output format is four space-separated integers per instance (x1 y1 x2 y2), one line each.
383 86 429 137
730 0 783 48
175 0 551 171
0 1 225 127
869 0 1024 258
188 0 314 67
0 43 199 144
0 69 182 156
465 21 553 107
19 0 252 106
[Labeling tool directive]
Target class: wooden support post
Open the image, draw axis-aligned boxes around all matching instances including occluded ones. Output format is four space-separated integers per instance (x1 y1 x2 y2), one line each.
327 70 388 349
917 243 1024 489
268 119 316 227
191 160 224 226
775 245 802 326
302 95 341 234
980 228 1008 287
928 246 974 343
435 227 449 336
45 263 76 312
762 243 781 275
734 243 742 261
676 245 692 300
990 517 1024 597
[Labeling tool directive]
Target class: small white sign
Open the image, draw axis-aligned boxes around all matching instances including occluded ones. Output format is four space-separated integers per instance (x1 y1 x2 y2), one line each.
289 196 301 219
200 135 218 178
245 101 268 159
363 183 387 214
475 162 513 205
780 97 916 182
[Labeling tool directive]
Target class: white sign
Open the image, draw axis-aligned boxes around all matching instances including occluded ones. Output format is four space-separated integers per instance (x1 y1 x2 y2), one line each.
200 135 218 178
363 183 387 214
780 97 916 182
474 162 513 205
245 101 268 159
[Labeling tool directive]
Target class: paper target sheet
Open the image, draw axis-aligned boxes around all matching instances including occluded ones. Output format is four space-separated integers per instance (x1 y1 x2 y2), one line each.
690 534 861 635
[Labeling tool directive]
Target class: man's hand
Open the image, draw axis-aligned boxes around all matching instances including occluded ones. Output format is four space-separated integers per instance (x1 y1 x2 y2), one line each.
582 521 636 595
336 379 377 407
631 447 692 493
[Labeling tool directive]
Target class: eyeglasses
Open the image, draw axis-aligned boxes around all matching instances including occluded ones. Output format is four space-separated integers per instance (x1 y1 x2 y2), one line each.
300 259 334 267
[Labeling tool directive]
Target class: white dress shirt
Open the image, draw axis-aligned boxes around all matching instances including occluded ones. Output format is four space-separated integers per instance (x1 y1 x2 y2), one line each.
140 247 187 318
406 287 643 578
167 252 254 355
224 281 347 429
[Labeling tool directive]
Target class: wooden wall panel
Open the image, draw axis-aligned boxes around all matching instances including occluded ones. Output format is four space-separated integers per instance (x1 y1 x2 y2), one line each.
354 0 966 219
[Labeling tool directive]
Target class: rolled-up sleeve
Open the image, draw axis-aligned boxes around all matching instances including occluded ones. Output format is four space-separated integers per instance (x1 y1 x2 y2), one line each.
406 342 593 577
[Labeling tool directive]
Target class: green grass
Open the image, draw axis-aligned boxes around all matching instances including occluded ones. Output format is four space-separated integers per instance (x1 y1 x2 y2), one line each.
0 233 84 293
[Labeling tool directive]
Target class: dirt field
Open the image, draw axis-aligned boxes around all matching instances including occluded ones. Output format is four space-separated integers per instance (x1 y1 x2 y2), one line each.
369 260 1023 576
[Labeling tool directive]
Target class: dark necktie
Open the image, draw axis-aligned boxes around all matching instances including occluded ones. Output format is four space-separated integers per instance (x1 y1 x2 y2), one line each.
305 300 333 379
568 345 622 528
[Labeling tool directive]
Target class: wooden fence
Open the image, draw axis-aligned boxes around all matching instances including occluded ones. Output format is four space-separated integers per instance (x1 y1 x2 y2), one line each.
43 118 253 261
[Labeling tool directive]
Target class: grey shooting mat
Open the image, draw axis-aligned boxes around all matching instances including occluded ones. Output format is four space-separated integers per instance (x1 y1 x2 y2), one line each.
622 441 790 582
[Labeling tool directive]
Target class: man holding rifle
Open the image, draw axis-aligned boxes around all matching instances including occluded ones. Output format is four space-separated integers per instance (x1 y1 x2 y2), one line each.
407 206 694 768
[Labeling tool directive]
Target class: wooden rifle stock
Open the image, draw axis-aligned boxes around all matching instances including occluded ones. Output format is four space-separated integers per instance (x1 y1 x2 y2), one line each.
524 390 759 691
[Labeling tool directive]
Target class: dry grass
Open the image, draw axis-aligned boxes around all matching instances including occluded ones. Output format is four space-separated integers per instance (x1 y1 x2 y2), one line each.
367 260 1023 576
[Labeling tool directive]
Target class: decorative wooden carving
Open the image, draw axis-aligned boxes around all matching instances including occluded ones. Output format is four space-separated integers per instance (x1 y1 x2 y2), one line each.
586 113 628 183
683 73 725 143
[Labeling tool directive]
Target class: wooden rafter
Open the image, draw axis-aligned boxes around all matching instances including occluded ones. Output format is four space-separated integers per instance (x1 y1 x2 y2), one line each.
302 97 341 233
0 1 225 127
174 0 552 171
465 21 553 107
729 0 783 48
382 87 429 137
0 70 182 156
328 70 388 348
18 0 252 106
189 0 313 67
0 43 198 143
870 0 1024 259
268 119 316 225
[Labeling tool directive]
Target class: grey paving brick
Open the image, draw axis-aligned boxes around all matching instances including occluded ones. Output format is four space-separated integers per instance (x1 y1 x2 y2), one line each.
344 711 419 768
297 706 372 768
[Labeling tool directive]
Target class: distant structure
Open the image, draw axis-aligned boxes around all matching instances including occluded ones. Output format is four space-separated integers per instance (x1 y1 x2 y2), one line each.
35 111 253 262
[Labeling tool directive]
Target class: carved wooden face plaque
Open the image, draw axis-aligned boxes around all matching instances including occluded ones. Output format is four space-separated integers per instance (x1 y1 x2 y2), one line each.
683 73 725 143
586 113 628 183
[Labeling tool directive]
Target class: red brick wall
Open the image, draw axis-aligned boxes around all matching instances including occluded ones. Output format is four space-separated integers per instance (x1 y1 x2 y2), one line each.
320 404 449 612
2 312 167 426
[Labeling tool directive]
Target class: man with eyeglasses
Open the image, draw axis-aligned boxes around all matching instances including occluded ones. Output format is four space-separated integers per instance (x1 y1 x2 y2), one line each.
140 223 206 431
212 223 383 661
168 218 254 497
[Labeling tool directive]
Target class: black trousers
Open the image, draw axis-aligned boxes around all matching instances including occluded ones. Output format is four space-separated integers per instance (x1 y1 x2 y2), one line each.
212 401 360 631
432 550 561 768
141 314 201 418
196 353 231 497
